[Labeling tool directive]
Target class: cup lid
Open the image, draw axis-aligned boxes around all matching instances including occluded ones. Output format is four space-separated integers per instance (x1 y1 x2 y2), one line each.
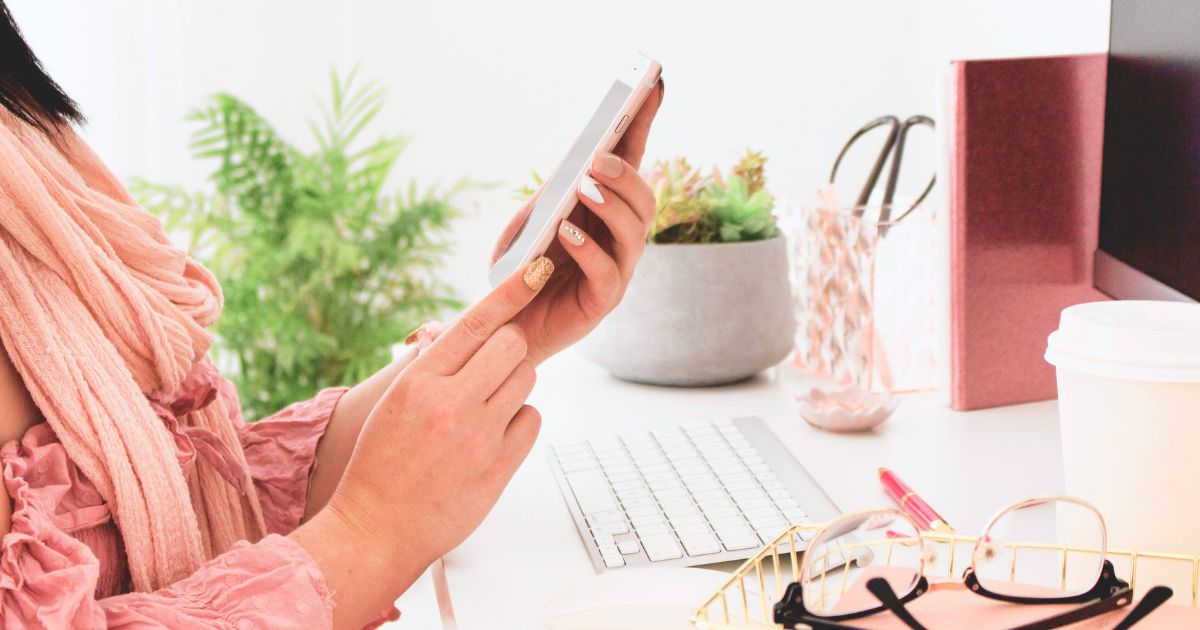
1045 300 1200 382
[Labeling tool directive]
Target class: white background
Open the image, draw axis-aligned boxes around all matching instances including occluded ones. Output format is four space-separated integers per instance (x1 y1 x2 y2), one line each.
9 1 1111 626
12 0 1109 299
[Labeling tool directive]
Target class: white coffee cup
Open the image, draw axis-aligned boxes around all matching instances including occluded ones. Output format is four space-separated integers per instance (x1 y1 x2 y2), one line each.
1045 300 1200 555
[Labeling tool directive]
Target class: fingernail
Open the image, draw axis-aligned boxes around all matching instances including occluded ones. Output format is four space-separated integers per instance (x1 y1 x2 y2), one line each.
559 220 586 246
404 327 421 345
523 256 554 292
593 153 623 179
579 175 604 204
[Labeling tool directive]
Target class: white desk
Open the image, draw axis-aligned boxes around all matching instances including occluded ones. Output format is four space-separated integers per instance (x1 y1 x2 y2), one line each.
435 349 1064 628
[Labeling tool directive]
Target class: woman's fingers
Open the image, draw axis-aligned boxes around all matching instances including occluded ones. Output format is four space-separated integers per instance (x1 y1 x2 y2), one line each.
556 218 622 312
419 256 553 375
613 79 665 170
589 153 657 226
485 359 536 424
480 405 542 494
458 324 529 398
491 190 540 266
575 176 646 281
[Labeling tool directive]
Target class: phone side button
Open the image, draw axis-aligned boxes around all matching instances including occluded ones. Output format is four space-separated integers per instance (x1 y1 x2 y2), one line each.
614 115 630 135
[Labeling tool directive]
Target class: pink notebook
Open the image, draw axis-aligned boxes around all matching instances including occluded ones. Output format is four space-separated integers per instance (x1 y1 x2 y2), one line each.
948 54 1111 411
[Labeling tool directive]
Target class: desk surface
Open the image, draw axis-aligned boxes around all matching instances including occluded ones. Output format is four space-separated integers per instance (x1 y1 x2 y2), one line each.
440 350 1064 628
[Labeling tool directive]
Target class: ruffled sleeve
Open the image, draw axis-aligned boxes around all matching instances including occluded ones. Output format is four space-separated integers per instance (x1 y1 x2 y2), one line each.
234 387 348 535
100 536 332 629
1 425 334 629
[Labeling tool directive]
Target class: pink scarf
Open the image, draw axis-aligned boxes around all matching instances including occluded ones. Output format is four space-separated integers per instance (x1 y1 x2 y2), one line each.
0 111 265 592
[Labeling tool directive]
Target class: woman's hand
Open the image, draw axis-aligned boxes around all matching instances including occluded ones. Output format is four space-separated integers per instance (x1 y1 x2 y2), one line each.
291 260 548 629
492 80 665 365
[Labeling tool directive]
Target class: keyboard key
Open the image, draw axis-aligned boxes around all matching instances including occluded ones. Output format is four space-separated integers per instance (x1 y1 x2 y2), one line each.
700 505 738 520
561 459 597 473
602 463 636 476
659 496 695 509
711 463 746 476
663 504 700 521
680 533 722 556
634 522 671 536
756 525 789 544
783 508 809 523
768 489 793 502
585 511 625 528
648 479 683 493
722 535 762 551
602 553 625 568
631 514 665 529
710 514 750 529
593 533 615 547
555 442 588 455
715 525 756 541
625 504 660 518
749 516 786 531
642 534 684 561
593 522 630 535
675 523 713 537
606 472 639 484
669 512 707 528
566 470 617 515
616 488 651 503
620 497 657 511
653 487 688 501
617 540 641 555
691 489 728 503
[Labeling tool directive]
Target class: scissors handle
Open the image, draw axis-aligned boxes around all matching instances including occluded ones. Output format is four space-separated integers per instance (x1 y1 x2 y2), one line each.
829 115 900 210
879 115 936 225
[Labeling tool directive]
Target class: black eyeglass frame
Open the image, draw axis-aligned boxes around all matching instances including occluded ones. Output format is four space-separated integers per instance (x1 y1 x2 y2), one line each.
776 560 1134 630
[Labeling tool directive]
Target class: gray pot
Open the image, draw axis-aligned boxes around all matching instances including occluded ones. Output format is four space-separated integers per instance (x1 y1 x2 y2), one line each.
580 235 796 386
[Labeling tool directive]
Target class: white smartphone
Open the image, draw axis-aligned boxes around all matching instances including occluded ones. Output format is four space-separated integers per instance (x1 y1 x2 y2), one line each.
488 54 662 286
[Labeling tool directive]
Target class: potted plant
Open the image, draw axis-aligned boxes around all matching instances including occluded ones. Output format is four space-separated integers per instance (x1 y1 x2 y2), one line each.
580 151 795 386
134 70 462 419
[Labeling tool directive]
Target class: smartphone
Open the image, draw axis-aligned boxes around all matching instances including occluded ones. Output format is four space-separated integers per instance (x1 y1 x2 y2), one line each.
488 54 662 286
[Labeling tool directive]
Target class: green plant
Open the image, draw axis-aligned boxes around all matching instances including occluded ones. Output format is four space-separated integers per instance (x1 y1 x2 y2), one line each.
133 69 464 420
644 149 779 244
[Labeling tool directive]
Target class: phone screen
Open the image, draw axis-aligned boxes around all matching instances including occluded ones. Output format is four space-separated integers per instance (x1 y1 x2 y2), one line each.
490 80 633 283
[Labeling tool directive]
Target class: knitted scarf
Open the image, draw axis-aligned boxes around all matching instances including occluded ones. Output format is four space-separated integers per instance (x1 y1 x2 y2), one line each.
0 111 266 592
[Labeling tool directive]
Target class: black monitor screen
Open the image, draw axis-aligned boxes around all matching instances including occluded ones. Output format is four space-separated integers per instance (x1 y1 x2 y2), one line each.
1099 1 1200 300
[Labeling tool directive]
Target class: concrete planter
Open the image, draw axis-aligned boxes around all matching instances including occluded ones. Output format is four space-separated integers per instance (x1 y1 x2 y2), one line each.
580 235 795 386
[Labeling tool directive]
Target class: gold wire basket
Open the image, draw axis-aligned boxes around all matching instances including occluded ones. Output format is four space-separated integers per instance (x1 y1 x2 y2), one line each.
691 524 1200 629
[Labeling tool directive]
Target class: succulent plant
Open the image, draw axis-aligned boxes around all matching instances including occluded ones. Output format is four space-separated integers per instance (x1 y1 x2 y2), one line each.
645 149 779 244
705 174 780 242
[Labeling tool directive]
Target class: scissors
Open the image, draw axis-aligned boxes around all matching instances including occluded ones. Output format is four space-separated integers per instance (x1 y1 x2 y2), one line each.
828 114 936 226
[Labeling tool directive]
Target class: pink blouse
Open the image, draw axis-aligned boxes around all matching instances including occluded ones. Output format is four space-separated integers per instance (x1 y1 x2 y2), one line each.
0 361 374 628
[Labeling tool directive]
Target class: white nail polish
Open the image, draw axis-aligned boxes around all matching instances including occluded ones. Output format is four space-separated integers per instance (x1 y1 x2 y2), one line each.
579 176 604 204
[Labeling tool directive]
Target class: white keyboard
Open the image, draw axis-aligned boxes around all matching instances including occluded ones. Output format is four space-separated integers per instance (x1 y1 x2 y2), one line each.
548 417 843 572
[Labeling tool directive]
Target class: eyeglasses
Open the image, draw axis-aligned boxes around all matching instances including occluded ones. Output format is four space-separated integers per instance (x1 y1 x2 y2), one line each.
773 496 1173 630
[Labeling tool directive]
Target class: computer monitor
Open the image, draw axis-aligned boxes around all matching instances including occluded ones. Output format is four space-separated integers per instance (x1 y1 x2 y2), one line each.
1095 0 1200 302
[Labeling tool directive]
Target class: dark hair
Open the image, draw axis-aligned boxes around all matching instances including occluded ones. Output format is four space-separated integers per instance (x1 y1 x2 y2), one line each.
0 1 84 132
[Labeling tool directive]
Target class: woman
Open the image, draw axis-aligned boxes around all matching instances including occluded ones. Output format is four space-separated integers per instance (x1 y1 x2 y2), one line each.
0 4 663 628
